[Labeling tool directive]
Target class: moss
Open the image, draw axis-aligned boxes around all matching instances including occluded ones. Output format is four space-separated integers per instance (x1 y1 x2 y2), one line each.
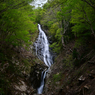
53 73 62 83
86 70 90 74
0 88 5 95
66 80 71 85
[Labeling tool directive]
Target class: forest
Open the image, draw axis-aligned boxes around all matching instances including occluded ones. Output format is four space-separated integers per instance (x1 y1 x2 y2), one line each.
0 0 95 95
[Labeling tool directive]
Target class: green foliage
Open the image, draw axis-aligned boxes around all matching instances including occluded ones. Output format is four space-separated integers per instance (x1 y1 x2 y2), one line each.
45 0 95 48
64 54 74 69
0 0 37 47
53 73 61 82
43 2 51 9
72 48 79 59
0 88 4 95
50 42 61 53
40 2 59 28
70 0 95 46
33 8 45 23
0 0 38 94
49 22 59 38
49 23 62 53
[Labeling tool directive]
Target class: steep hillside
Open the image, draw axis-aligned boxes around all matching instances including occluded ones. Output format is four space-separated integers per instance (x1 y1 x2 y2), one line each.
44 40 95 95
0 0 40 94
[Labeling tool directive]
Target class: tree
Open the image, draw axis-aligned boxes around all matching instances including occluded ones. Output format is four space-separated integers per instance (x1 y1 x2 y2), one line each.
0 0 37 47
70 0 95 41
0 0 38 94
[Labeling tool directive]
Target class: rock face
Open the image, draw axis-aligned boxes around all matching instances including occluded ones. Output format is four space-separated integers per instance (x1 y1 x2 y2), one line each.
11 73 36 95
15 81 27 91
29 63 48 91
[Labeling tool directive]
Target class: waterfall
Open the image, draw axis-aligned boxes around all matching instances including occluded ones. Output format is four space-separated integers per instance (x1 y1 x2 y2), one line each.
34 24 53 94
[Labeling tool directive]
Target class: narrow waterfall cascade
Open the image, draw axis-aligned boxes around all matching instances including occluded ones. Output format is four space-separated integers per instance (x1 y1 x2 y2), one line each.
34 24 53 94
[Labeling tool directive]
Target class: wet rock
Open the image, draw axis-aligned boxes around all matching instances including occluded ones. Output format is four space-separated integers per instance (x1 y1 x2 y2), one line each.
29 63 48 90
78 75 86 81
78 75 86 85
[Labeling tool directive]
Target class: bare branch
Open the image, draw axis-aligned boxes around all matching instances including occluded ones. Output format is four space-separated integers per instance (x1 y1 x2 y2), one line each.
0 1 27 15
82 0 95 9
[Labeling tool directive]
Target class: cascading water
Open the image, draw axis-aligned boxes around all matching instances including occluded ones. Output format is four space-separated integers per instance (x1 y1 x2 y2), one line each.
34 24 53 94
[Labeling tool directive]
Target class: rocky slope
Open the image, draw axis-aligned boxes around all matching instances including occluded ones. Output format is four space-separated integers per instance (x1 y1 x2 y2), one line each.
43 40 95 95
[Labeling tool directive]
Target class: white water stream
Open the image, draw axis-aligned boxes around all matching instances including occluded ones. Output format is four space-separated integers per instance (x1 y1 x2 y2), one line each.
34 24 53 94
